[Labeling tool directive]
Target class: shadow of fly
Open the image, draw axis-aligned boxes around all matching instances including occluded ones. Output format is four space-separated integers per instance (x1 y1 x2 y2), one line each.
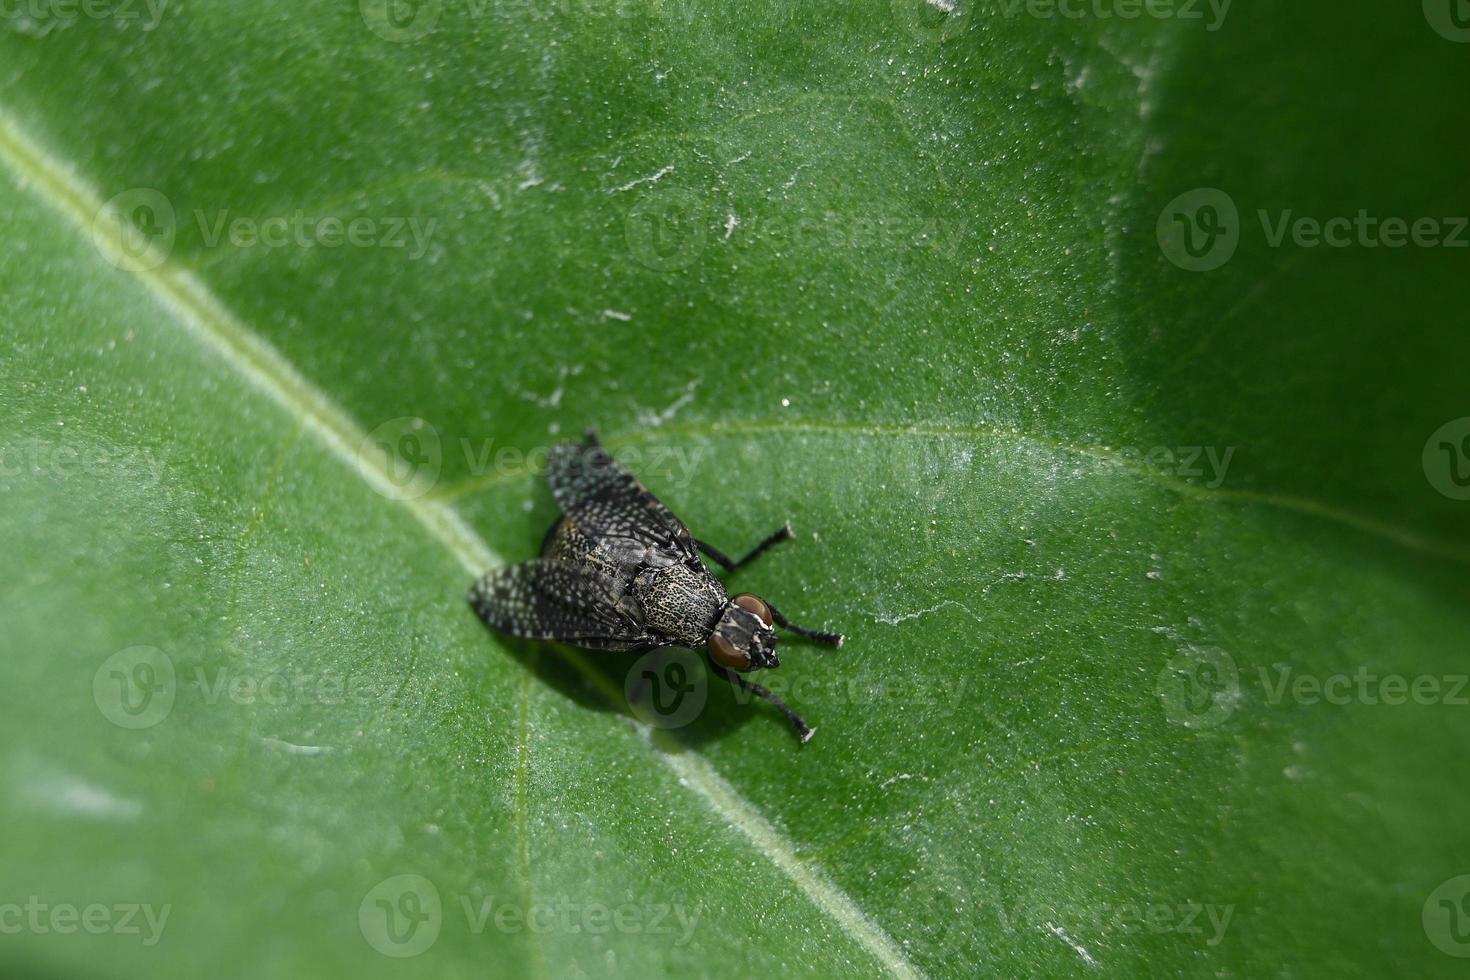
468 430 843 742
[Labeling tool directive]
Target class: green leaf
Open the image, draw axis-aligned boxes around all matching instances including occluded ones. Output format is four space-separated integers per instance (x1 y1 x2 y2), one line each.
2 1 1467 976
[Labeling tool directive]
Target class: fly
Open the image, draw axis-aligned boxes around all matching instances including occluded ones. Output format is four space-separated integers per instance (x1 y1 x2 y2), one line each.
468 430 844 742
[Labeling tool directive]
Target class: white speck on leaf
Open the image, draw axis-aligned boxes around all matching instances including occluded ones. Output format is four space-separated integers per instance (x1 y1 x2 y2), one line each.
1044 922 1098 968
635 379 701 427
781 164 811 190
609 164 674 194
515 160 544 191
17 763 143 821
258 737 334 756
873 599 983 627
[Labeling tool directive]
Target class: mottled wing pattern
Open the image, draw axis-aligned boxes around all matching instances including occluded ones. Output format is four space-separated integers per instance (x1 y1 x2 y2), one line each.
545 434 696 558
467 559 659 651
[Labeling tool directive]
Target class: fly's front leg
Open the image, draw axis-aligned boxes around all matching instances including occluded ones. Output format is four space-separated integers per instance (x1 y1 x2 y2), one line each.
696 522 794 573
766 601 845 648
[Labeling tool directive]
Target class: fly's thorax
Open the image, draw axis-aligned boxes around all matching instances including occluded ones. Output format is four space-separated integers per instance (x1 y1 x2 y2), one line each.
633 561 727 648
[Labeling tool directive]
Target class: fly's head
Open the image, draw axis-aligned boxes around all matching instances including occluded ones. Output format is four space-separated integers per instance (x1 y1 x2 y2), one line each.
708 593 778 672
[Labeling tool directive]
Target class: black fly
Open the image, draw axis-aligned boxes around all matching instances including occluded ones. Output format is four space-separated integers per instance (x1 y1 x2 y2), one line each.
467 431 844 742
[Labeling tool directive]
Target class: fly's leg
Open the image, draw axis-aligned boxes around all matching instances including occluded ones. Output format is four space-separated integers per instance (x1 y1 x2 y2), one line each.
696 522 794 572
733 522 795 568
710 664 813 743
766 601 845 648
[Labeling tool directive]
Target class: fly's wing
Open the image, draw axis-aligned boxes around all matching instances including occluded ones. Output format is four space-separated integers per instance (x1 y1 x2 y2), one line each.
467 559 660 652
545 434 696 559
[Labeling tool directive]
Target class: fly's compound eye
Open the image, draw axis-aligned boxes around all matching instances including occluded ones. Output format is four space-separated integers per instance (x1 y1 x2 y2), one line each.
733 593 773 626
709 632 751 671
